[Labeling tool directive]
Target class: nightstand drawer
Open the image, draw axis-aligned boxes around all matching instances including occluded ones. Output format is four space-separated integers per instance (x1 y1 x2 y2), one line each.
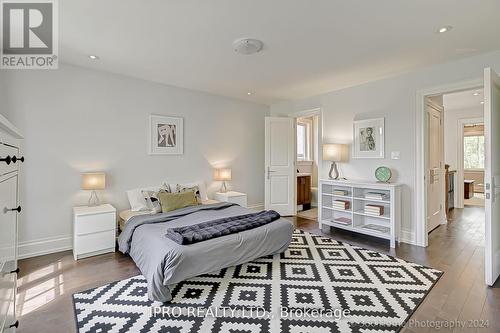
75 212 115 235
74 230 115 256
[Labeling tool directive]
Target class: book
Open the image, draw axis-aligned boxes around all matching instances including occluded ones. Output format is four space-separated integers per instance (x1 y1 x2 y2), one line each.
365 192 388 200
333 200 350 210
333 190 349 196
360 224 390 234
333 217 352 225
364 204 384 215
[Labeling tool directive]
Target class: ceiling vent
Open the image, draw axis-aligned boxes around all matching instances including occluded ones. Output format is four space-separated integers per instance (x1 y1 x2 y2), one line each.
233 38 264 55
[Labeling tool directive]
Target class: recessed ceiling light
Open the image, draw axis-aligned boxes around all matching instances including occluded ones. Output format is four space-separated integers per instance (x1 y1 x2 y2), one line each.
88 55 99 60
473 92 480 96
247 92 253 95
480 101 485 105
437 25 453 34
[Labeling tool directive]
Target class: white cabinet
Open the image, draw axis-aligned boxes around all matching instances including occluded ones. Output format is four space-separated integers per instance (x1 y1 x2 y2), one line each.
214 191 248 208
319 179 401 248
0 115 22 333
73 204 116 260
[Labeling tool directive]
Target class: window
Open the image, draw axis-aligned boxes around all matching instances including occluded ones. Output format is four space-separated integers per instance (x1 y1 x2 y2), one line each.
297 119 312 161
464 135 485 170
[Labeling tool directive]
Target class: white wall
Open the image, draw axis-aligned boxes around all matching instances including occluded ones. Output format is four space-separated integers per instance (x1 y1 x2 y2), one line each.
2 64 269 258
271 50 500 244
443 105 483 171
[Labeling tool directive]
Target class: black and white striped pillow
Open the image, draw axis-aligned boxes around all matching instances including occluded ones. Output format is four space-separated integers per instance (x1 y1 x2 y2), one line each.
142 183 171 213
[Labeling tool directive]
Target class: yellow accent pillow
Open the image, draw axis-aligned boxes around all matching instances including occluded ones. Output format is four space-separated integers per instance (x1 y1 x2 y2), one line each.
158 190 198 213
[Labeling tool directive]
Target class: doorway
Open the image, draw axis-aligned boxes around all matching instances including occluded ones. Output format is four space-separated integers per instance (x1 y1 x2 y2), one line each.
417 69 500 285
295 114 320 220
425 88 486 235
461 120 486 207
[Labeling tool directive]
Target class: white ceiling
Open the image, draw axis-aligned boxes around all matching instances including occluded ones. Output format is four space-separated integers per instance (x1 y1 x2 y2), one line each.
444 88 484 111
60 0 500 104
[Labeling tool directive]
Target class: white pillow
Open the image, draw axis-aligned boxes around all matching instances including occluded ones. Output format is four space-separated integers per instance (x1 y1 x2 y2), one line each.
170 181 208 201
126 186 158 212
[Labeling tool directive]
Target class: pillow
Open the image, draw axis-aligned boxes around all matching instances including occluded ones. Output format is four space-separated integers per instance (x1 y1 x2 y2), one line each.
176 184 202 203
142 183 172 213
127 186 158 212
158 190 198 213
170 181 208 201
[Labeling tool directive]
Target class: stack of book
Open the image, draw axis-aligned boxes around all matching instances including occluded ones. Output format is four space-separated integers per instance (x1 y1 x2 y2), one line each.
333 200 350 210
365 192 388 200
364 204 385 216
333 189 349 196
333 217 352 226
361 224 390 234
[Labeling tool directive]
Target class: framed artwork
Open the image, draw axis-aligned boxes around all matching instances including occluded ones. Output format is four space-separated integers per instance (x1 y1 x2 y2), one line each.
149 115 183 155
353 118 385 158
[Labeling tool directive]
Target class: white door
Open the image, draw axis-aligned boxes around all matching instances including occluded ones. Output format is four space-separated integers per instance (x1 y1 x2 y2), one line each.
426 100 444 233
484 68 500 286
265 117 296 216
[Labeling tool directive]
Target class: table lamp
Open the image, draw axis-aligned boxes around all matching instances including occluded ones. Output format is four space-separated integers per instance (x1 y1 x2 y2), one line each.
323 144 348 180
82 172 106 206
213 168 232 193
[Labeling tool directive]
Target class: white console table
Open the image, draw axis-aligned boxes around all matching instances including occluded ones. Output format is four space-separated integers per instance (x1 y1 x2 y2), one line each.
319 179 401 248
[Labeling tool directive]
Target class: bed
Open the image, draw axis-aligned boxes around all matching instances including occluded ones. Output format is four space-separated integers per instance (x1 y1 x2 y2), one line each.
117 202 294 302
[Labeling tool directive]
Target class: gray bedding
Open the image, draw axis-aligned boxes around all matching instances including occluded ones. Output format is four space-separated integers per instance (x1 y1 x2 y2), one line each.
118 203 294 302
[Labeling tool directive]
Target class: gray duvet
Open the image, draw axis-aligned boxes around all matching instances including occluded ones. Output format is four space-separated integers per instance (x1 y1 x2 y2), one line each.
118 203 294 302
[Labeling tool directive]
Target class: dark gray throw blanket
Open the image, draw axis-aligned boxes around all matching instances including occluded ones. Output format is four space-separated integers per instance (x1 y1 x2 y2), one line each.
165 210 281 245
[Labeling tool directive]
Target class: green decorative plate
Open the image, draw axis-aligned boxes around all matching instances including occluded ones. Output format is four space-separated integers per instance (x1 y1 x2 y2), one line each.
375 166 392 183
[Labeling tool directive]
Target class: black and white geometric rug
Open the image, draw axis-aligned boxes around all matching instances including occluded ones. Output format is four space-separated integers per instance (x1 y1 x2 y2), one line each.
73 230 442 333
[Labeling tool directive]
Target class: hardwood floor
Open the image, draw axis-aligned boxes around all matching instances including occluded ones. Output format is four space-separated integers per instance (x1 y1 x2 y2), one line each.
16 206 499 332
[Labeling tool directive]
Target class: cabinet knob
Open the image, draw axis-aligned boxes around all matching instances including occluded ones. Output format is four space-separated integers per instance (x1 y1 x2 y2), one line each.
10 267 20 274
4 206 21 213
9 320 19 329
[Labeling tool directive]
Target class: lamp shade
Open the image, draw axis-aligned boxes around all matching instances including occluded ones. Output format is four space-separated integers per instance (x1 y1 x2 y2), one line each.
323 144 348 162
81 173 106 190
213 168 232 181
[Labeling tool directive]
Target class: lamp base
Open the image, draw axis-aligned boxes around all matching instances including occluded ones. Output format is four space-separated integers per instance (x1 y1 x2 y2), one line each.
88 190 101 207
220 181 228 193
328 161 340 180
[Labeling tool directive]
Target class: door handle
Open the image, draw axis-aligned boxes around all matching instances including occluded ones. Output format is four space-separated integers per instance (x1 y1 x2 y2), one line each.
4 206 21 213
267 167 277 179
0 155 12 164
12 155 24 163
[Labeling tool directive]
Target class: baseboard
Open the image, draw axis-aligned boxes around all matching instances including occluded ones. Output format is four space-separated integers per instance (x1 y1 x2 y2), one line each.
399 229 417 245
18 235 72 259
247 203 265 211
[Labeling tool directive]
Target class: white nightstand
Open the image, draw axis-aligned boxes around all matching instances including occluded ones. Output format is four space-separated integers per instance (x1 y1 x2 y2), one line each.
73 204 117 260
214 191 248 208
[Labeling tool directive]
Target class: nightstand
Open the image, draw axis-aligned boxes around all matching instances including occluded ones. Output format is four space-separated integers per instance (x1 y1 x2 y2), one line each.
214 191 248 208
73 204 116 260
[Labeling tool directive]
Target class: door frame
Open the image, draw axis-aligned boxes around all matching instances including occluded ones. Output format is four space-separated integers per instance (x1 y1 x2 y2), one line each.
415 78 483 247
457 117 485 208
287 108 323 214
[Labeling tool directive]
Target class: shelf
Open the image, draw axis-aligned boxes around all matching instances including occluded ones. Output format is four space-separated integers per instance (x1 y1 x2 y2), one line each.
319 179 400 248
353 210 390 220
353 196 390 203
